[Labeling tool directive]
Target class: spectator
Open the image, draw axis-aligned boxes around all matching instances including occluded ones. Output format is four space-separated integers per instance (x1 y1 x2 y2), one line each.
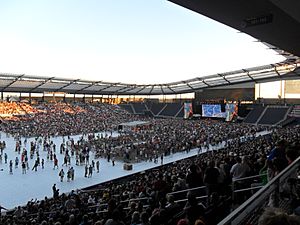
203 161 220 199
230 156 250 181
258 207 300 225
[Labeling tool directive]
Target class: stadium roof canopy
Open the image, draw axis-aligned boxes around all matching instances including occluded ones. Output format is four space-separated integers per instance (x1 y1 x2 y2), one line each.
0 60 299 95
168 0 300 58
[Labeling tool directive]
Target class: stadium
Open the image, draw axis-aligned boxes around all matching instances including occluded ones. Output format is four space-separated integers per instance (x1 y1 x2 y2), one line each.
0 1 300 225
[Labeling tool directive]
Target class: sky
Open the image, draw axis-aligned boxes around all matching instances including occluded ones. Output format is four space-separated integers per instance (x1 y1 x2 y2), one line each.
0 0 285 85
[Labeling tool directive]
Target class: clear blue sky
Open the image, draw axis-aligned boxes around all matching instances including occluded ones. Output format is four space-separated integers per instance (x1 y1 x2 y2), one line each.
0 0 284 84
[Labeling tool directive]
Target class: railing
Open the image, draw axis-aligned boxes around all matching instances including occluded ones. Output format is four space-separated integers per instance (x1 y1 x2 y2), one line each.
85 174 268 217
175 195 208 204
243 105 265 124
84 185 207 211
232 173 267 202
218 156 300 225
275 106 293 126
2 129 272 220
289 105 300 117
168 185 206 196
255 106 268 125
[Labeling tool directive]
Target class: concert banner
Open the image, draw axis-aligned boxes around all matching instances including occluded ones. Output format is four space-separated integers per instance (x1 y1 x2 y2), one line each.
184 103 193 119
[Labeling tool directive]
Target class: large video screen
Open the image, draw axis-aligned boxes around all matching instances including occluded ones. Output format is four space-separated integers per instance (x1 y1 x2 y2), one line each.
202 104 225 118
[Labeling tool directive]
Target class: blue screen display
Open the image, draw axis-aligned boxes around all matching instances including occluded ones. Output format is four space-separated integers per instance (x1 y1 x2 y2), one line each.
202 104 225 118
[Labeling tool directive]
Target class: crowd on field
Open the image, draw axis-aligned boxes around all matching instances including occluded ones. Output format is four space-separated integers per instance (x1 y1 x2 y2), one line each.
1 125 299 224
0 101 299 224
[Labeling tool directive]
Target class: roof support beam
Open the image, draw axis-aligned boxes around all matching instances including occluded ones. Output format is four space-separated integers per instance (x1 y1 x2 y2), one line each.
182 80 196 91
274 67 281 78
196 77 210 87
135 86 147 94
29 77 55 92
116 85 138 94
114 85 133 94
160 85 165 95
0 61 298 95
149 85 155 94
100 83 121 92
166 85 177 94
95 83 121 94
1 74 25 92
55 79 80 92
243 69 256 83
77 82 100 93
286 66 300 77
201 80 210 87
217 73 231 84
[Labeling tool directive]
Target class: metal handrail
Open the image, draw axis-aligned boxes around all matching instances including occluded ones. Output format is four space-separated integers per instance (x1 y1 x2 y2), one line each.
232 172 267 202
233 185 264 193
232 173 267 183
120 197 150 204
218 156 300 225
175 195 208 204
168 185 206 196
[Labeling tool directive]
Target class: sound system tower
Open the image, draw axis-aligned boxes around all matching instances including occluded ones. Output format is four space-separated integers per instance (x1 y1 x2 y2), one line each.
123 163 133 171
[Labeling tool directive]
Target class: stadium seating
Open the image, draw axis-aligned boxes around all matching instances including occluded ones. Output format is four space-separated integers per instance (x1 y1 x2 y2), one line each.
1 101 299 225
145 102 166 116
257 106 290 125
158 103 183 117
175 107 184 118
131 102 147 114
243 105 266 124
289 105 300 117
119 104 134 114
278 117 297 127
119 102 185 119
2 124 299 225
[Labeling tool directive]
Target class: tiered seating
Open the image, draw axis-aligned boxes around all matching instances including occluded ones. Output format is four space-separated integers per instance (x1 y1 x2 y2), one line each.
145 102 166 116
3 125 299 225
118 102 186 118
47 102 86 114
0 102 26 116
220 153 300 225
175 107 184 118
257 106 289 125
243 105 266 124
131 102 146 114
158 103 182 117
289 105 300 117
119 104 134 114
0 102 44 119
19 103 41 114
0 102 136 137
278 117 296 127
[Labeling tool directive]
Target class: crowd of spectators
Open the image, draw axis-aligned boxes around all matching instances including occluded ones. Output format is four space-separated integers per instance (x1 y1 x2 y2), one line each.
0 102 26 116
88 118 263 163
0 101 264 164
0 102 40 117
0 102 139 137
1 124 299 224
0 101 299 225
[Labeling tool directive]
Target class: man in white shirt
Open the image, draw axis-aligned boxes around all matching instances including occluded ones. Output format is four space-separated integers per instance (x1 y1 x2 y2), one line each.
230 156 250 181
